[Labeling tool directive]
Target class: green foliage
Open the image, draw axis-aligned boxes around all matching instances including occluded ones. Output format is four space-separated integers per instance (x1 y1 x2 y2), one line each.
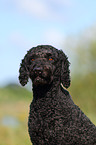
69 38 96 124
70 73 96 115
73 39 96 75
0 84 32 145
0 84 32 102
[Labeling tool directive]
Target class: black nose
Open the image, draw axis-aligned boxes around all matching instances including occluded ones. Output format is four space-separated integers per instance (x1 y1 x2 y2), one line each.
33 66 43 76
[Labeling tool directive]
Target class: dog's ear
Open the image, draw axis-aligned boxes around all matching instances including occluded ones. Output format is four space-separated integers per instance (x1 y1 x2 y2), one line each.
58 50 71 88
19 54 29 86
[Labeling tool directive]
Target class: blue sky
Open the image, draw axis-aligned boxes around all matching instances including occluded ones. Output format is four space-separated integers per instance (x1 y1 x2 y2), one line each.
0 0 96 86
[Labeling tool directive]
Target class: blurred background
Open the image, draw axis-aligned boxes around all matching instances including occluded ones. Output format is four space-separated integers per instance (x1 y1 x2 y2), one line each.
0 0 96 144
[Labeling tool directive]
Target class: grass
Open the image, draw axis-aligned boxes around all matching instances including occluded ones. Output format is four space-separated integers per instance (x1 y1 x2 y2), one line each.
0 84 32 145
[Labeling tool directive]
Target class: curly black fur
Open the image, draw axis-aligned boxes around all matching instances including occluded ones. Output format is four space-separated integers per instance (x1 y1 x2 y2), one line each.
19 45 96 145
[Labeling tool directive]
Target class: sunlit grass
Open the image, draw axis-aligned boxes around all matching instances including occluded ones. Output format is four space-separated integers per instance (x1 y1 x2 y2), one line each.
0 85 32 145
0 100 32 145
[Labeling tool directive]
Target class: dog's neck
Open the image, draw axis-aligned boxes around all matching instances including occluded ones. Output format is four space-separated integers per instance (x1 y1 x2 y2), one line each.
32 79 60 101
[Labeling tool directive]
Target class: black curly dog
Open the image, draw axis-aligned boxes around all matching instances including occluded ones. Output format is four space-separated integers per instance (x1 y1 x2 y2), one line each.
19 45 96 145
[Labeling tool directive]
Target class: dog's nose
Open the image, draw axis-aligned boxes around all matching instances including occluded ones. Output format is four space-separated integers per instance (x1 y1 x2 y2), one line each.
33 67 42 75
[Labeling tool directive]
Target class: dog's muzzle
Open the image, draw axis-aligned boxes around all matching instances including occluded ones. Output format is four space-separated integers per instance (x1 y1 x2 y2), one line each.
30 65 53 86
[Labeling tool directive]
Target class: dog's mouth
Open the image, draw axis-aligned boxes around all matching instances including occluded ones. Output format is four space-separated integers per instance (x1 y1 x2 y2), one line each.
33 75 50 86
32 72 53 86
30 67 53 86
33 76 45 85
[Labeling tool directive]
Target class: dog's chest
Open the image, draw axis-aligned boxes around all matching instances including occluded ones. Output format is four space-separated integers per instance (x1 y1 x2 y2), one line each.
29 98 58 125
29 96 66 120
28 97 70 138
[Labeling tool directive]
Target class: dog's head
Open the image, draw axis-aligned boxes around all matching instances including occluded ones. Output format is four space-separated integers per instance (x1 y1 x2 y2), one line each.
19 45 70 88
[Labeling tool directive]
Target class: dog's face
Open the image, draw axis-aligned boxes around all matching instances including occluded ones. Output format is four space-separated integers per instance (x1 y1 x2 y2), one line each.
28 48 58 86
19 45 70 88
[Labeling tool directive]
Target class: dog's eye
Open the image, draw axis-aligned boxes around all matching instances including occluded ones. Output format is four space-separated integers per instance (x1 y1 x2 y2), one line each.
31 59 34 61
49 58 53 61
